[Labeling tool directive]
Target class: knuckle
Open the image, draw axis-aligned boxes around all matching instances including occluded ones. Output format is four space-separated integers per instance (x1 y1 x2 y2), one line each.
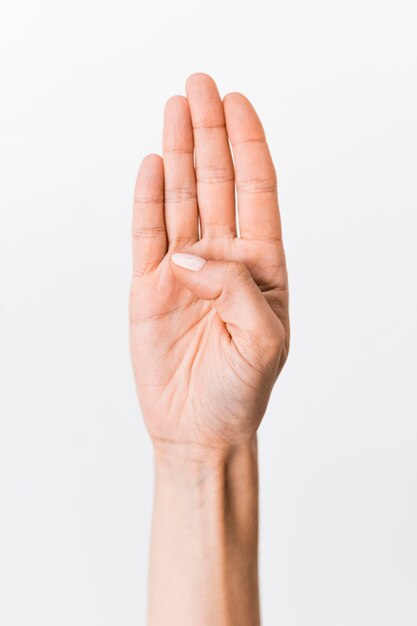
164 145 193 154
258 321 285 367
268 322 286 355
132 225 165 240
196 165 234 185
236 170 277 194
192 118 225 130
164 186 197 203
270 319 285 349
134 195 162 207
227 261 250 282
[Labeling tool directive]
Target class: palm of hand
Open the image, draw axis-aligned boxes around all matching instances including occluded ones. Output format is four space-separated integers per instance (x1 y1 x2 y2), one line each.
130 75 289 449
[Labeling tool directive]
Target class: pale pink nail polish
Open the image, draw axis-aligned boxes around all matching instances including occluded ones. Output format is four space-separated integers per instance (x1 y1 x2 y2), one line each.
171 253 207 271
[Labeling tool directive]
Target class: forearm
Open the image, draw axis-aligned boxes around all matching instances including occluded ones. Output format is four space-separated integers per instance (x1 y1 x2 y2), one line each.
147 435 260 626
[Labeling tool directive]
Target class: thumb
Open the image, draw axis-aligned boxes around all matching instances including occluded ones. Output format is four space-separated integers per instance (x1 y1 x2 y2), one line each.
170 252 283 360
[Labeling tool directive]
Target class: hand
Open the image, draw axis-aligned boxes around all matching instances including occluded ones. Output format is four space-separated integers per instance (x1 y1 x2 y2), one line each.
130 74 289 452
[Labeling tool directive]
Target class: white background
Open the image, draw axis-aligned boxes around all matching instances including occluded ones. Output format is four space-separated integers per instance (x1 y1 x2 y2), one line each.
1 0 416 624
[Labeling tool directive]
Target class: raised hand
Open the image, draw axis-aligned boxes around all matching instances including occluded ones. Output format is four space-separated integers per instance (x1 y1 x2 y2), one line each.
130 73 289 452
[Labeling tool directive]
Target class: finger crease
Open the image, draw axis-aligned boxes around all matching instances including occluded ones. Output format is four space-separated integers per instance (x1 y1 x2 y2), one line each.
132 225 166 239
196 164 234 182
192 122 226 130
164 188 197 203
134 196 163 206
237 179 277 193
232 137 267 146
164 147 194 155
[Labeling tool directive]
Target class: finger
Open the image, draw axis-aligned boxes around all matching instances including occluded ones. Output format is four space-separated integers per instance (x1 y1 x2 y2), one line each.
170 252 284 362
185 73 236 238
132 154 166 275
223 93 282 242
163 96 199 246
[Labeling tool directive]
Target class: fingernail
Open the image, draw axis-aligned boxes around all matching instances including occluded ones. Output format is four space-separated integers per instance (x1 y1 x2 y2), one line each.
171 252 207 271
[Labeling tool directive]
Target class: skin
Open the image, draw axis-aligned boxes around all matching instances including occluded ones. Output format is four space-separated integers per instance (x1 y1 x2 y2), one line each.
130 73 289 625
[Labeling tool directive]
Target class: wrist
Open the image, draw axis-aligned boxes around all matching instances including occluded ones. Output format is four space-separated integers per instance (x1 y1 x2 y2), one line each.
151 435 258 480
151 435 259 558
149 434 260 626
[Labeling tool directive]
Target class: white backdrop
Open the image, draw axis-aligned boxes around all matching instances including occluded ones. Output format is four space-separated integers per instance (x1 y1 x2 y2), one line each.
1 1 416 624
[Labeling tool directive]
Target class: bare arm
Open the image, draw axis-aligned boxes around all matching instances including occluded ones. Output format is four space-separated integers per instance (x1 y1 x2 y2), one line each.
129 73 289 625
148 440 259 626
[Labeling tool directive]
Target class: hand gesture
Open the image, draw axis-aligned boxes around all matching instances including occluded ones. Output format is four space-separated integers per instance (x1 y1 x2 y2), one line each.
130 74 289 452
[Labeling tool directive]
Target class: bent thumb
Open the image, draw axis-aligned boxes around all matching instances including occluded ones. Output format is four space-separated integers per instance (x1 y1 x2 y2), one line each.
170 252 283 357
